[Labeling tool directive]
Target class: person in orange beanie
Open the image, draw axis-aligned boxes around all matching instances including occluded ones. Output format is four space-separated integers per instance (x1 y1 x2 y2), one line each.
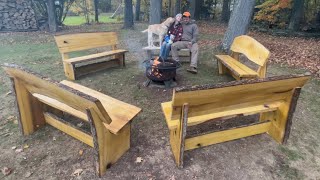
171 11 199 74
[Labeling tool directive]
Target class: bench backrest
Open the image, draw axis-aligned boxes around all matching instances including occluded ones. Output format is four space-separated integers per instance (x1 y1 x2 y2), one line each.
230 35 270 67
54 32 119 54
171 75 309 120
3 64 112 125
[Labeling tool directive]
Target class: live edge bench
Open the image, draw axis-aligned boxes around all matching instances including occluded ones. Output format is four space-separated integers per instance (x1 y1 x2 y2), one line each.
215 35 270 80
3 64 141 177
161 75 309 167
55 32 128 80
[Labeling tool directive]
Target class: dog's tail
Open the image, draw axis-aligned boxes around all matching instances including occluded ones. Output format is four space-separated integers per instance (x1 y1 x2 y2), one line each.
141 29 148 33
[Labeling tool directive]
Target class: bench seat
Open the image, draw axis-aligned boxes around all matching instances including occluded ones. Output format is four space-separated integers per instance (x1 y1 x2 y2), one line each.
161 75 310 167
215 35 270 80
215 55 259 79
162 100 283 130
3 64 141 176
66 49 128 64
55 32 127 80
60 80 141 134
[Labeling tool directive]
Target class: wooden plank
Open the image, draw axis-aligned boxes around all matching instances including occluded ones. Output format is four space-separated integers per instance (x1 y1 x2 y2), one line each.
55 32 119 53
282 88 301 144
163 100 283 129
87 108 130 176
184 120 271 151
32 93 88 121
44 112 94 147
172 75 310 107
215 55 258 77
65 50 128 64
230 35 270 66
75 59 120 79
13 80 35 135
177 104 188 168
61 80 142 134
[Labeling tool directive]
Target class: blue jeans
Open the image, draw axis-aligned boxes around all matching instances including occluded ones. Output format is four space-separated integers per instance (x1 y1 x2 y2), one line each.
159 41 171 60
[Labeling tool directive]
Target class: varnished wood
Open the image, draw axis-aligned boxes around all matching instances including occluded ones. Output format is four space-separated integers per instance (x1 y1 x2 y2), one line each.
54 32 128 80
44 112 94 147
2 64 141 177
184 120 271 151
215 35 270 80
161 74 310 167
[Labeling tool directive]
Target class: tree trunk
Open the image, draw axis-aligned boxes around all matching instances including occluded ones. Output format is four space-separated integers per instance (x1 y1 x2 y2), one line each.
190 0 203 20
135 0 141 21
221 0 230 23
94 0 99 22
150 0 162 25
222 0 255 51
123 0 134 28
106 0 112 12
47 0 57 32
174 0 181 16
288 0 305 31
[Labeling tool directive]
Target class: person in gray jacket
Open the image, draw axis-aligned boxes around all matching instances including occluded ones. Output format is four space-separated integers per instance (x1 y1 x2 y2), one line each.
171 11 199 74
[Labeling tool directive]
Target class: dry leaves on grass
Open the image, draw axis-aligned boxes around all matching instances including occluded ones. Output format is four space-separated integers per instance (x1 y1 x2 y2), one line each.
1 167 12 176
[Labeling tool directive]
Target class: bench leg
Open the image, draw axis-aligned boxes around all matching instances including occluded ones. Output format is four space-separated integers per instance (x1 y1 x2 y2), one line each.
115 53 125 67
87 109 130 177
217 60 228 75
10 78 45 135
63 62 76 80
266 88 301 144
169 104 188 168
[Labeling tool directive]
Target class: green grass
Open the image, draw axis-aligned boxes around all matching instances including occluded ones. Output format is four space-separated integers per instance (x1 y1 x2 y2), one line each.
63 13 121 26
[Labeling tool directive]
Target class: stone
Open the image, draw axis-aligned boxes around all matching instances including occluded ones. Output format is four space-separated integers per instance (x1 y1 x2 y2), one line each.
7 3 15 7
3 13 8 18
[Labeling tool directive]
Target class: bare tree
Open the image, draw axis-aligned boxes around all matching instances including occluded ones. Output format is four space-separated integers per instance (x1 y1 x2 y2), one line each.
135 0 141 21
47 0 57 32
288 0 305 31
123 0 134 28
221 0 230 23
150 0 162 24
222 0 255 51
174 0 181 15
94 0 99 22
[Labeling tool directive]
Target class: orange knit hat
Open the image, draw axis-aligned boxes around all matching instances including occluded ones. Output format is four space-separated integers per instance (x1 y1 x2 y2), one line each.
183 11 191 17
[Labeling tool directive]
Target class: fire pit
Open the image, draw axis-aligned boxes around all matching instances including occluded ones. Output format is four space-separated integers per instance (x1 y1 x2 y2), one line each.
143 57 181 88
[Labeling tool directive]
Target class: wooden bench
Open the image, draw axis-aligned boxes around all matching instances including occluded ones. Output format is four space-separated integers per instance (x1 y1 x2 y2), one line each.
3 64 141 177
142 46 191 62
215 35 270 80
161 75 309 167
55 32 128 80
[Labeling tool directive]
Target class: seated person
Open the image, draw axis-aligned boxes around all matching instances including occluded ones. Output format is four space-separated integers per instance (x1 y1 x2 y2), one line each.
171 11 199 74
159 13 183 61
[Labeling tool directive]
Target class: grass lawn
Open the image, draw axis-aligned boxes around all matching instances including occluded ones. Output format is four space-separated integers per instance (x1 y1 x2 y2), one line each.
0 22 319 179
63 13 122 26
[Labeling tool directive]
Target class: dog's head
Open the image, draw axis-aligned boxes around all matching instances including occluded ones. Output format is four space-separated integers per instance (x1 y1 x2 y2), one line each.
162 17 175 28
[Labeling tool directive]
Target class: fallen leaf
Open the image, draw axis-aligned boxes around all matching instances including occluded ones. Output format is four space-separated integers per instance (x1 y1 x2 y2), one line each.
77 122 83 127
1 167 12 176
135 157 143 163
53 137 56 141
7 116 14 120
79 150 83 156
24 171 32 178
5 91 12 96
24 144 29 149
13 120 18 124
11 146 17 150
15 148 23 153
72 169 83 176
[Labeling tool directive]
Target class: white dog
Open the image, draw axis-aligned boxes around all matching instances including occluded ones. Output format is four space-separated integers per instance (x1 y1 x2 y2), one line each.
141 17 175 47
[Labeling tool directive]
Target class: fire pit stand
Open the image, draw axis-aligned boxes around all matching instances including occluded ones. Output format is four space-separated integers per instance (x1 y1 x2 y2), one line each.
143 58 181 88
